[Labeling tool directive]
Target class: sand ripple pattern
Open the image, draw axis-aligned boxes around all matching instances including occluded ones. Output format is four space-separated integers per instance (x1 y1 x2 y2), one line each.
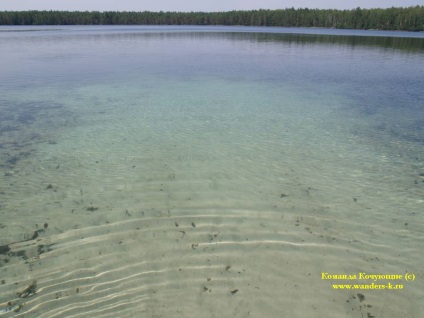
1 201 423 318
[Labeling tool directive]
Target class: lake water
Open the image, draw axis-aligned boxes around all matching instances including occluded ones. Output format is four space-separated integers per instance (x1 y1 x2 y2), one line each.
0 25 423 317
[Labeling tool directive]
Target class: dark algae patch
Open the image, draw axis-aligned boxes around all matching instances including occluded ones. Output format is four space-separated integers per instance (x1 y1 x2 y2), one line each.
0 98 70 170
0 281 37 313
346 293 377 318
0 245 11 255
86 206 99 211
0 226 48 313
0 226 53 266
17 280 37 298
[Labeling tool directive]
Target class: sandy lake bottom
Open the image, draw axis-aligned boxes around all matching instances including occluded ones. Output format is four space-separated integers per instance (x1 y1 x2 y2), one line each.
0 26 423 317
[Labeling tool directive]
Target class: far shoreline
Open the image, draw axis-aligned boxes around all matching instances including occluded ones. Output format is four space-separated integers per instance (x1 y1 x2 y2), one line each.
1 7 424 32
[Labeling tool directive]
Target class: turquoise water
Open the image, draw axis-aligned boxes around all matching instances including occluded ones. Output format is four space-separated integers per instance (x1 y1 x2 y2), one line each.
0 26 423 317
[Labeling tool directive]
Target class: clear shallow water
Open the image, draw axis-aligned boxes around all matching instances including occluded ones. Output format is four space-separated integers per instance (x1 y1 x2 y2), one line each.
0 26 423 317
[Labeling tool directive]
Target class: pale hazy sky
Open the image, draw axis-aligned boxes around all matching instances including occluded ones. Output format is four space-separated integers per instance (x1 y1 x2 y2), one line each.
0 0 422 12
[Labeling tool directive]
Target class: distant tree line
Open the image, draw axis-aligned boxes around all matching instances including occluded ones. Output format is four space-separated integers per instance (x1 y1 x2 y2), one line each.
0 7 423 31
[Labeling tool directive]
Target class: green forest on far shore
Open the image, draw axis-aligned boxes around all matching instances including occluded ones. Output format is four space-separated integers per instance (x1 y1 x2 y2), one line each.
0 7 423 31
